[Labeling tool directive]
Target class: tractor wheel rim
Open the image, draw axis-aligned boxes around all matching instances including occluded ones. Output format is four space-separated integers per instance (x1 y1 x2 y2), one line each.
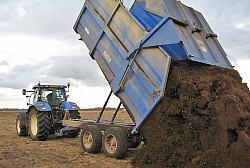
30 114 38 136
105 134 117 154
16 118 21 133
83 131 93 148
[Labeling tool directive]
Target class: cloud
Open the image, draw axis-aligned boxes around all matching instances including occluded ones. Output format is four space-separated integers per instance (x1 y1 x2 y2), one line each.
0 0 83 40
0 92 5 97
0 0 109 90
0 60 9 66
0 64 36 89
0 55 107 89
40 55 108 87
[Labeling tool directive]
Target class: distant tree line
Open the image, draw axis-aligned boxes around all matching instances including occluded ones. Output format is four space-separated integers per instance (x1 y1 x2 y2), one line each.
0 107 125 112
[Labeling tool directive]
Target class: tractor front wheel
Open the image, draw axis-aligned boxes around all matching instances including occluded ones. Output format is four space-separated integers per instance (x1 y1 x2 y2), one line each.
29 109 50 141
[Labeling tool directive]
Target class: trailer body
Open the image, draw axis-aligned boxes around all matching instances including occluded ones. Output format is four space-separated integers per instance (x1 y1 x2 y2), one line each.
73 0 232 133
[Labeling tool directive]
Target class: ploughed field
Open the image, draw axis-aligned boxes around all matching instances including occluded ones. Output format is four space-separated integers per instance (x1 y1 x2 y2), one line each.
0 110 134 168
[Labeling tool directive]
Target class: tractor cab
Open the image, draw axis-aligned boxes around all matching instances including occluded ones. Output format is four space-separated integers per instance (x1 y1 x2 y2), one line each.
32 85 68 106
22 82 70 107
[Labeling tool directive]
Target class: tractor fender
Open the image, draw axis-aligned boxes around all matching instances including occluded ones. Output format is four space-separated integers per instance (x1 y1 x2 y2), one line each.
34 102 52 111
61 101 80 111
18 111 28 126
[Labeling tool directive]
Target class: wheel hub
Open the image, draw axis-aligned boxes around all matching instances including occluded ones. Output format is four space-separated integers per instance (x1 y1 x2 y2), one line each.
83 131 93 148
30 114 38 136
105 134 117 154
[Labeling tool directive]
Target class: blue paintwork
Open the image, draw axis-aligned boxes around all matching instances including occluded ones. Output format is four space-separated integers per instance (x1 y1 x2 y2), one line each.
130 2 162 32
61 101 80 111
130 0 232 68
33 102 52 111
74 0 233 133
32 101 79 112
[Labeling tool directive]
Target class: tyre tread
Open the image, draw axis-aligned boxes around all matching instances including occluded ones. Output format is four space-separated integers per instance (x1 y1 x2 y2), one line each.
103 127 129 159
80 125 102 153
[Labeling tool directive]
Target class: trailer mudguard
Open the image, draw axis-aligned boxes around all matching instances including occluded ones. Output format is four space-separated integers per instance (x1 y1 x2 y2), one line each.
34 102 52 111
61 102 80 111
18 111 27 126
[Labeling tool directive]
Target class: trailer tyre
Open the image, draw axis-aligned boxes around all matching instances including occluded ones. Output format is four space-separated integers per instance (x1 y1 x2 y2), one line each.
16 115 27 136
80 125 102 153
103 127 129 159
29 109 50 141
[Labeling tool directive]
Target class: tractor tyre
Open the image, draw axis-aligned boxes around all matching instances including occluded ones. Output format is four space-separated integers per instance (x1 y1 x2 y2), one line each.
103 127 129 159
28 109 50 141
16 115 27 136
80 125 102 154
69 110 81 119
64 110 81 138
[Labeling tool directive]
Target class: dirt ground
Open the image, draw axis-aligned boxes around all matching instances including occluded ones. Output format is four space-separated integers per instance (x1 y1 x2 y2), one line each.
0 110 135 168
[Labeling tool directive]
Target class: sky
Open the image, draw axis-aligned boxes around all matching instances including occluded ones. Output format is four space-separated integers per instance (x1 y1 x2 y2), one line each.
0 0 249 109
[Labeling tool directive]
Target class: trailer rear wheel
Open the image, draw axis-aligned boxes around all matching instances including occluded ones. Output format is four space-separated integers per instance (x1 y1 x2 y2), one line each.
80 125 102 153
16 115 27 136
103 127 129 159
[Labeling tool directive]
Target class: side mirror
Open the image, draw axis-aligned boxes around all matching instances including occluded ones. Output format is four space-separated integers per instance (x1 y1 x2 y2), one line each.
22 89 26 95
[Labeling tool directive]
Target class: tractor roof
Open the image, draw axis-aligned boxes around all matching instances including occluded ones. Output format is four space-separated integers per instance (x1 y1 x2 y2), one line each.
32 85 67 89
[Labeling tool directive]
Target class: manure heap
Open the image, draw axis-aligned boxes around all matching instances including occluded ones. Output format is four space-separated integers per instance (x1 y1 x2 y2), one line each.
132 60 250 168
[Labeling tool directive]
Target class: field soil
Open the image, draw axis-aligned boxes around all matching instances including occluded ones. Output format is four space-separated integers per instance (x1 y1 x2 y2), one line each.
0 110 134 168
132 60 250 168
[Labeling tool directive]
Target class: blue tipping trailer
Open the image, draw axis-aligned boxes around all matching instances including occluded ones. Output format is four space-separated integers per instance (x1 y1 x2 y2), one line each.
64 0 233 158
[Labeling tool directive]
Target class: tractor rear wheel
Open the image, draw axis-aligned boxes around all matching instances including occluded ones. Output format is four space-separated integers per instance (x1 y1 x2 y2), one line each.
69 110 81 119
64 110 81 138
16 115 27 136
80 125 102 153
103 127 129 159
29 109 50 141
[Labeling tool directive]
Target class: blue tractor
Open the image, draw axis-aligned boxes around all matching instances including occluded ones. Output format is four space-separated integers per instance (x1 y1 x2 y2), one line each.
16 82 81 141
